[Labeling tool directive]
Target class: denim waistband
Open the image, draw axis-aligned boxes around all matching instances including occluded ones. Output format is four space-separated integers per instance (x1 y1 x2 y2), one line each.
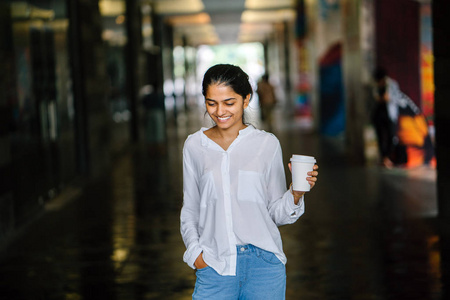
236 244 261 254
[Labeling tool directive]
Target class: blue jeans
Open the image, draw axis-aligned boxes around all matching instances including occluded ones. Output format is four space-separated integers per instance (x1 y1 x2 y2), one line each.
193 245 286 300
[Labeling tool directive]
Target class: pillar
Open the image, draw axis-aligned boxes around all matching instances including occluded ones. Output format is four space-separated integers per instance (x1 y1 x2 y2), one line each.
433 0 450 297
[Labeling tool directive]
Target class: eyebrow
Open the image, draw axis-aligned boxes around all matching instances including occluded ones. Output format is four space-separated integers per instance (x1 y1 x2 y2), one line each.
205 98 236 102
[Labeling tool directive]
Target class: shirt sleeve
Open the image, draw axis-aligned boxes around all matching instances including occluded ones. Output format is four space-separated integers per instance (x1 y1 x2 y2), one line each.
266 141 305 226
180 143 203 269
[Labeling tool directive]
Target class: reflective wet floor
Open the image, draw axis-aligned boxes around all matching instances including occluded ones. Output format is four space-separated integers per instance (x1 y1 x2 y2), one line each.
0 110 442 300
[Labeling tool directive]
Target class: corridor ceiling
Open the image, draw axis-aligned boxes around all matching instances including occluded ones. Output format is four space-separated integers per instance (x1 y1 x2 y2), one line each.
154 0 297 45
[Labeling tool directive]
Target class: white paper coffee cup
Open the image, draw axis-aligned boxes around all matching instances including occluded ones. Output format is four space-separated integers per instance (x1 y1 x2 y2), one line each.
290 155 316 191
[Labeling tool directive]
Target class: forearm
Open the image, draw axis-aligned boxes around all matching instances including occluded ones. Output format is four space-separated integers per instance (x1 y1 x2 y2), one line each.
268 189 305 226
180 216 202 268
180 196 201 268
290 183 305 205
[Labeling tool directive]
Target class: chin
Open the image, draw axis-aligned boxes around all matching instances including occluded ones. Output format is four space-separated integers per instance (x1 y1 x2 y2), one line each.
216 123 230 129
216 122 233 129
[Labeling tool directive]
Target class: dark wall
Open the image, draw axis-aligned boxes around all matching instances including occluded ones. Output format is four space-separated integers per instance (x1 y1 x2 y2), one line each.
433 0 450 296
0 4 15 244
375 0 420 105
1 1 78 243
433 1 450 218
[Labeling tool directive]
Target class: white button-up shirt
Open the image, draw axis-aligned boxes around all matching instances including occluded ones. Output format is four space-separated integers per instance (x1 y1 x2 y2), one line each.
180 125 305 276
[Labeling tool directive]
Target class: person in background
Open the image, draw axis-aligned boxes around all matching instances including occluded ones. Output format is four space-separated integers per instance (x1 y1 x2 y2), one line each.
372 69 396 168
257 73 277 131
372 67 435 168
180 64 319 299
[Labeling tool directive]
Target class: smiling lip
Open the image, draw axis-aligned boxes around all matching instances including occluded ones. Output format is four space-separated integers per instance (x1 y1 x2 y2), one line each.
217 116 231 122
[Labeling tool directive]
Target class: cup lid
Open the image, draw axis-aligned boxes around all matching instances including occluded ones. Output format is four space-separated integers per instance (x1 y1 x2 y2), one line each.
290 155 316 163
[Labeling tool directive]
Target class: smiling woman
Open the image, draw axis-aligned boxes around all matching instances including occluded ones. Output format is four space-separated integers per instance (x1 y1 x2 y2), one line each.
180 64 319 300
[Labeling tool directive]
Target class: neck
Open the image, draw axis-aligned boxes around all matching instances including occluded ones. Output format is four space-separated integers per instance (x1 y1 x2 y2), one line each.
214 123 247 139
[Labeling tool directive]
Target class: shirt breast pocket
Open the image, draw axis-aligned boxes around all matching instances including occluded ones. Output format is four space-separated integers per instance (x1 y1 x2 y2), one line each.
237 170 265 204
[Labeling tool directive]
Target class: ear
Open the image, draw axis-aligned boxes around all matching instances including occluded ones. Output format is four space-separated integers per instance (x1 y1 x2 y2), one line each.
243 94 251 109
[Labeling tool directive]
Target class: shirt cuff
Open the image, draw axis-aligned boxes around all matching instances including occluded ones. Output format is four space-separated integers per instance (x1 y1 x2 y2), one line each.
286 191 304 217
183 245 203 269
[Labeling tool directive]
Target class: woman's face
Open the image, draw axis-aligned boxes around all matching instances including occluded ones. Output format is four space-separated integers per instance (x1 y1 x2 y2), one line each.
205 83 250 131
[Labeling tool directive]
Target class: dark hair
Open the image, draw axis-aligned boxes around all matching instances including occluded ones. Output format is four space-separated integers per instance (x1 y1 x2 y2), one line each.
373 66 387 82
377 86 387 97
202 64 253 101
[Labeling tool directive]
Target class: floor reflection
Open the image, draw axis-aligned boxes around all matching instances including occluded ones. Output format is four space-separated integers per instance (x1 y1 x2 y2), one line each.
0 110 442 300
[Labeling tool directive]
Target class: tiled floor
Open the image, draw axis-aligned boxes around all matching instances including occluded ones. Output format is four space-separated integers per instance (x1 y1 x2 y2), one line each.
0 110 442 300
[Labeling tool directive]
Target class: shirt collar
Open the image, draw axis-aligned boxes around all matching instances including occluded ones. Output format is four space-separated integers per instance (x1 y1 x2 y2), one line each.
200 125 255 149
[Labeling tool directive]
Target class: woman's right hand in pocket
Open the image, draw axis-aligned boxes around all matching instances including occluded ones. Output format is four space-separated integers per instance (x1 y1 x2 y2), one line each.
194 253 209 269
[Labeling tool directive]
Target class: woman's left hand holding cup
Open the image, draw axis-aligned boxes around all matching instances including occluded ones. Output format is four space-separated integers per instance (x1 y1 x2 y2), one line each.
288 163 319 205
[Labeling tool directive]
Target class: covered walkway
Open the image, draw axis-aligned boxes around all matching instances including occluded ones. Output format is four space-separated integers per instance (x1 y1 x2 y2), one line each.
2 1 450 299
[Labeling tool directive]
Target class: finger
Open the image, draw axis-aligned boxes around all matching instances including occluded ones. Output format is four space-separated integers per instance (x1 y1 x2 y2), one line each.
313 165 319 170
292 191 305 196
288 163 292 172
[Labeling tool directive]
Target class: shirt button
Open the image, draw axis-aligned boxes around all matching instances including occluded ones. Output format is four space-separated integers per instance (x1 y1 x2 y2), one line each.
240 247 245 252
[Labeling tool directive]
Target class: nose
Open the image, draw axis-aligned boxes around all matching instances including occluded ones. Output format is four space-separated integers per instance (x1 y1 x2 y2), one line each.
217 103 226 116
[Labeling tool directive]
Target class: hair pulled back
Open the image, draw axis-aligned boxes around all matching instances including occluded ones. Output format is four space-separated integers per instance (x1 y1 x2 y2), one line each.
373 66 387 82
202 64 253 101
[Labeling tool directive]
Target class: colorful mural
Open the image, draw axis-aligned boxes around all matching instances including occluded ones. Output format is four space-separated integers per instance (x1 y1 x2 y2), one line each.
319 43 345 136
294 0 312 122
420 4 434 125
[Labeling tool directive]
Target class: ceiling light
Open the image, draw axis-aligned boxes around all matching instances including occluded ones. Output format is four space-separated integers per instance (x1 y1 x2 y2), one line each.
241 9 296 23
99 0 125 17
154 0 204 15
245 0 295 10
166 13 211 26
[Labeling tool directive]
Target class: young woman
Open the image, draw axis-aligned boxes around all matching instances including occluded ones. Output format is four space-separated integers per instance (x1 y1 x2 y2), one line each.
180 64 319 299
